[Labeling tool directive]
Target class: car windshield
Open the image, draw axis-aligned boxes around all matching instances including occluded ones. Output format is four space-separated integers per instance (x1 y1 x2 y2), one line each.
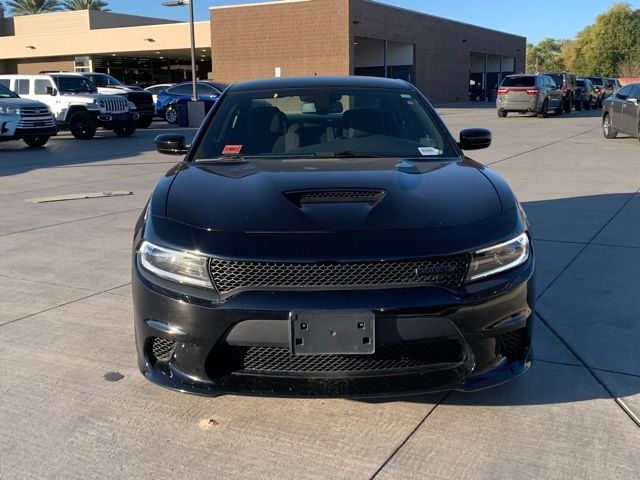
192 87 455 160
588 77 603 86
0 83 18 98
576 80 586 87
501 76 536 87
546 74 564 86
53 76 96 93
89 74 123 87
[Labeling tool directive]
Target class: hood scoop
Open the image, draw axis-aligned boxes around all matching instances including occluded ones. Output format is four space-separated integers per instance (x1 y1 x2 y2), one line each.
284 189 386 207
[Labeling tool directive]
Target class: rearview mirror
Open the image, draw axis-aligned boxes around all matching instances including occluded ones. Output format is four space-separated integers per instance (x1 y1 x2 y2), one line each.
458 128 492 150
155 134 188 155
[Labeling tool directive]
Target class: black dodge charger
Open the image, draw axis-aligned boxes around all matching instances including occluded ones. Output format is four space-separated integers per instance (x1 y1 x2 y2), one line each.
133 76 535 397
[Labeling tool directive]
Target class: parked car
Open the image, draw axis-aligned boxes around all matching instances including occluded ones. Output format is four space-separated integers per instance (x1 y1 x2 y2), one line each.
0 82 57 147
497 74 564 117
134 75 535 397
0 73 139 139
546 71 577 113
80 72 155 128
584 76 605 107
156 81 224 124
144 83 175 113
602 83 640 141
603 77 621 98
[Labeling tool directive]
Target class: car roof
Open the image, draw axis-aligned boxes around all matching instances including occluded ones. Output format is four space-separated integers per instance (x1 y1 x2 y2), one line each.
226 76 412 93
0 72 84 78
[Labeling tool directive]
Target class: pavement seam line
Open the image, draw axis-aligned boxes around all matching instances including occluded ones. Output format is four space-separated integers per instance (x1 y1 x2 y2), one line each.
536 312 640 429
0 207 142 238
536 188 640 302
368 391 451 480
0 272 99 293
487 126 599 166
0 282 131 329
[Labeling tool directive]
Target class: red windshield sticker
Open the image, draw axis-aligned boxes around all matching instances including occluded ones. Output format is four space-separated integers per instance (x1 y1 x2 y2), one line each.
222 145 242 155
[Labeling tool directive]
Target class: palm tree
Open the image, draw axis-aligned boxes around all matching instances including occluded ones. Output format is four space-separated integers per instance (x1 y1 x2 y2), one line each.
61 0 108 10
6 0 60 15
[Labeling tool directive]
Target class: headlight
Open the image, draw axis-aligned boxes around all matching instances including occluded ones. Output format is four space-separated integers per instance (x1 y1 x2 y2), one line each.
0 106 19 114
465 233 530 282
128 101 137 110
138 240 211 288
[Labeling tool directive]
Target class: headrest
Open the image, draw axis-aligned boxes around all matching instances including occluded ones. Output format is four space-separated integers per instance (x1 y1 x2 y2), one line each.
250 106 286 136
343 108 384 138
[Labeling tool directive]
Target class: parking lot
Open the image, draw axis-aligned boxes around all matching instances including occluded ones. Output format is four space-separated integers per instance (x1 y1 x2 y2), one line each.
1 106 639 479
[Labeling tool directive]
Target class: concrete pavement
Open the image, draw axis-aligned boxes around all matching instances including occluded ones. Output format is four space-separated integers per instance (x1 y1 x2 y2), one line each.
0 110 639 479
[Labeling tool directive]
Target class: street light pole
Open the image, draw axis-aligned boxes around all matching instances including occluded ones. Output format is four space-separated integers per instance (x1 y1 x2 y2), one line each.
161 0 198 101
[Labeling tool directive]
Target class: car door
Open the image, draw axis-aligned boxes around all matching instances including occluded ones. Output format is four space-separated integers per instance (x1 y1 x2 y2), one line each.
545 77 562 108
32 78 59 117
609 85 631 131
621 85 640 135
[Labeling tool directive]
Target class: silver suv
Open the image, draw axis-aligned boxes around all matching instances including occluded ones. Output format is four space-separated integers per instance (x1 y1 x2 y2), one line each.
0 82 56 147
497 74 564 118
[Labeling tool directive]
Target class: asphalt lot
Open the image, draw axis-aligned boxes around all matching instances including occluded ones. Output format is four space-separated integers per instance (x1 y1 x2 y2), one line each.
1 107 639 479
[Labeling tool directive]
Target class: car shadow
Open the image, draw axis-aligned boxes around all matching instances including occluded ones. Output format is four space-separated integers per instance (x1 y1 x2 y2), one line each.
0 123 196 179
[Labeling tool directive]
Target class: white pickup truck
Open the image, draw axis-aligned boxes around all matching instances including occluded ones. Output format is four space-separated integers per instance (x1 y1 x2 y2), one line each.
0 82 57 147
0 73 139 140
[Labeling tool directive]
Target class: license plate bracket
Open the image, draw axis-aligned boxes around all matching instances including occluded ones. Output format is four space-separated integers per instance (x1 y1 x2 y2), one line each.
290 311 375 355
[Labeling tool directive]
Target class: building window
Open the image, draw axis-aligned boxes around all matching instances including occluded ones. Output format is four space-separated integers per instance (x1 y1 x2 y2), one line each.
74 56 92 73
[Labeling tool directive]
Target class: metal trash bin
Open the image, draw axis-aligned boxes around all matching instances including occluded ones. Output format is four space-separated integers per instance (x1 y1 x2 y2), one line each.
176 103 189 127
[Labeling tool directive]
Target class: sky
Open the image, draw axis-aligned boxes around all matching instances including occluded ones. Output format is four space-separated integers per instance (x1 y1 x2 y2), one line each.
107 0 640 44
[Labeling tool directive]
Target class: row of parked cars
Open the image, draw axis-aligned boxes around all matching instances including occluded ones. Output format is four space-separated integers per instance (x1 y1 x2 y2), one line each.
144 81 226 124
496 72 621 118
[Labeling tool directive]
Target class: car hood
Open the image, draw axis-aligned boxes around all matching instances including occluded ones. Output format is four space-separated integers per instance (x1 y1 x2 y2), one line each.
58 92 123 102
0 98 49 109
165 157 503 233
96 85 145 94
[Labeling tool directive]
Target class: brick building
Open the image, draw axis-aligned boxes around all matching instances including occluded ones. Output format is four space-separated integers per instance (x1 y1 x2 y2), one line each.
0 0 525 103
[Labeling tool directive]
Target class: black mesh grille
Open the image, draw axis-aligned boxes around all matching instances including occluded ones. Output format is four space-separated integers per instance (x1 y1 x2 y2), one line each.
501 329 528 360
127 92 154 106
209 255 468 295
150 337 176 363
209 340 463 377
285 189 385 206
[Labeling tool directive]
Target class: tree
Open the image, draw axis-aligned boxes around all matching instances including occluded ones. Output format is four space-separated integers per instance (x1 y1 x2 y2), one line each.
61 0 109 10
526 38 569 73
6 0 60 15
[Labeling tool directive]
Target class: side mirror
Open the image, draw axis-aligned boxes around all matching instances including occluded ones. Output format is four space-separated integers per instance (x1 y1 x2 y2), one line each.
155 134 188 155
628 98 638 105
45 86 57 96
459 128 492 150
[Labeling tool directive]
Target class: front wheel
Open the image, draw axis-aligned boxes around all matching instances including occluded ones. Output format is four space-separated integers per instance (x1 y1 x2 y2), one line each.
69 111 96 140
113 120 137 137
23 136 50 147
497 110 507 118
602 114 617 139
555 101 564 115
164 106 178 124
138 116 153 129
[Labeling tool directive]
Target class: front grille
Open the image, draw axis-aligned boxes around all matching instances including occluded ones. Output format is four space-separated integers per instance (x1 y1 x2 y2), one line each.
103 98 128 113
209 255 469 296
149 337 176 364
501 328 528 361
209 340 464 377
284 189 385 206
17 107 56 129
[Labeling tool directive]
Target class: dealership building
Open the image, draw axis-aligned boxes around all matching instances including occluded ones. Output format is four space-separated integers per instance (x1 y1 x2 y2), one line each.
0 0 525 103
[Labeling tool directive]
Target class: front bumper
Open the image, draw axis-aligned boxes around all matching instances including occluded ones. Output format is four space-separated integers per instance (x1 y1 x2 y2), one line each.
133 253 535 398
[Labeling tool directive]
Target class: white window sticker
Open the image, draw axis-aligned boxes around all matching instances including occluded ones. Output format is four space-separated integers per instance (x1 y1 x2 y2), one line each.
418 147 441 156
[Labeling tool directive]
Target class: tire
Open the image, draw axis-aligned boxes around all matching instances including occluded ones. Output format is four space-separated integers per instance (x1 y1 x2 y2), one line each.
584 97 592 110
602 113 617 139
575 100 582 111
596 97 603 109
564 96 572 113
69 111 96 140
113 120 137 137
164 106 178 124
497 110 507 118
537 99 549 118
555 101 563 116
138 116 153 129
23 136 50 147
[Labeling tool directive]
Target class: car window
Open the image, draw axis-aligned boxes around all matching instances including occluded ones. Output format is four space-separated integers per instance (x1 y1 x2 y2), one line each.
0 79 10 89
0 83 18 98
630 86 640 99
173 84 192 95
501 76 535 87
193 87 456 160
547 74 562 86
588 77 603 86
196 84 217 96
576 80 585 87
34 79 53 95
616 85 633 99
15 79 30 95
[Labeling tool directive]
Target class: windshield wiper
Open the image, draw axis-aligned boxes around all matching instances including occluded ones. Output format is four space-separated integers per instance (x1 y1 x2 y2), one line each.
325 151 375 158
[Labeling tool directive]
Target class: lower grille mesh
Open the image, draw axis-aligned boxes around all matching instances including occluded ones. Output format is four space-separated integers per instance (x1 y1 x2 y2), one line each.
209 340 463 377
501 329 528 360
209 255 469 296
150 337 176 363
